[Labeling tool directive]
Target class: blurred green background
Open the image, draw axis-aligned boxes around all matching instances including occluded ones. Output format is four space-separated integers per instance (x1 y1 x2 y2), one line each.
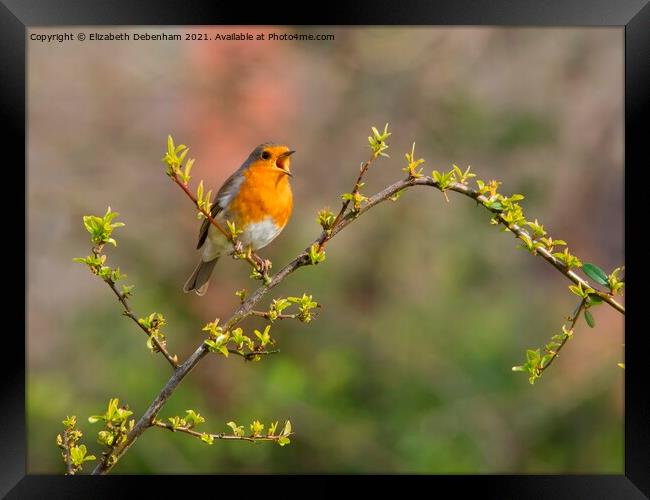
27 27 624 473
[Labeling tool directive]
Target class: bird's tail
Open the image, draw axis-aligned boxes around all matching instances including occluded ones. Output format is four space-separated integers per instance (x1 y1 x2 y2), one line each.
183 257 219 296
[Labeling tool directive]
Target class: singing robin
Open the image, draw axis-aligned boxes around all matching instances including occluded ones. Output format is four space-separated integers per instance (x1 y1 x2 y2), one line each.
183 143 295 295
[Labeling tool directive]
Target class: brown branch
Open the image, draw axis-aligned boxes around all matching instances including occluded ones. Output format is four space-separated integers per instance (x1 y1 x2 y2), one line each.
92 170 623 474
92 247 179 369
62 434 74 475
330 152 377 231
152 420 290 443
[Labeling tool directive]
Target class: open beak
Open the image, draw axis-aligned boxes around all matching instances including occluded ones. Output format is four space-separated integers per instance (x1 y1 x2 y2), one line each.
276 150 295 177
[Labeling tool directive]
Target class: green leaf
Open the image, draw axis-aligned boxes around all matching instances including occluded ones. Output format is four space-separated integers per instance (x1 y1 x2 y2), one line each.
277 436 291 446
568 282 593 298
583 263 609 286
317 209 336 230
201 433 214 445
250 420 265 437
584 310 595 328
368 123 391 157
607 266 625 294
389 189 404 202
104 398 116 419
226 421 245 437
230 328 248 349
167 135 174 156
62 415 77 428
588 294 603 305
197 181 204 206
403 143 425 178
226 220 243 238
185 409 205 427
97 430 114 446
254 325 272 346
184 157 194 177
69 445 85 465
83 215 102 234
526 349 540 364
168 416 185 430
308 243 326 265
540 354 553 368
177 147 189 165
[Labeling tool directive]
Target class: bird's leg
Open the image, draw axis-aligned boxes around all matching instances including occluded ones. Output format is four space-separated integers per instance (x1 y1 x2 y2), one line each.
248 245 272 274
233 239 245 255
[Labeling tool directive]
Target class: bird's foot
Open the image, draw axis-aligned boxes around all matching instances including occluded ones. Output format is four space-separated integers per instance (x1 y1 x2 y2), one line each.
249 253 272 275
233 240 245 255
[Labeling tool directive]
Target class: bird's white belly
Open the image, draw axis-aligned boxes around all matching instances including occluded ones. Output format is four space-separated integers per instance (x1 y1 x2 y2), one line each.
240 217 283 250
202 216 282 261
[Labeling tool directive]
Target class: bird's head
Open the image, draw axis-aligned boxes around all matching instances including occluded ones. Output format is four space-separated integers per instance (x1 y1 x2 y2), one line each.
248 143 295 177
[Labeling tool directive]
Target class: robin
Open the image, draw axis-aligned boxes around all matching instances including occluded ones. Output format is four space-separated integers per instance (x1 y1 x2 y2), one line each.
184 143 295 296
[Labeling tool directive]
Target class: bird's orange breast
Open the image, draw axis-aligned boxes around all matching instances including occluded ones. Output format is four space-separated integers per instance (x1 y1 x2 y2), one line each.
229 165 293 229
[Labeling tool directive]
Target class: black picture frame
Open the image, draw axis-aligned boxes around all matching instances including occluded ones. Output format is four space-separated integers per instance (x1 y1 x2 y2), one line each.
3 0 647 497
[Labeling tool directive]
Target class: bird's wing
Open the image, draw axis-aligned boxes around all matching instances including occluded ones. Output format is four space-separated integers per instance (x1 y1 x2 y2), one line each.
196 167 246 249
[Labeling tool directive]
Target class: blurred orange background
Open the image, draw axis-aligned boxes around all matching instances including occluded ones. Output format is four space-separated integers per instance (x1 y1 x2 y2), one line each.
27 26 624 473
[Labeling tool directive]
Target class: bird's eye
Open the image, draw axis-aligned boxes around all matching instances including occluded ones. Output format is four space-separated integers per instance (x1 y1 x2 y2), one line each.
261 151 271 160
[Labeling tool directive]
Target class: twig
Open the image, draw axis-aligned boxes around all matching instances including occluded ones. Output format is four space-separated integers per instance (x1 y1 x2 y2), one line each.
330 152 377 231
250 311 299 320
62 434 74 475
227 348 281 360
151 420 290 443
537 299 587 375
92 247 179 369
92 172 623 474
